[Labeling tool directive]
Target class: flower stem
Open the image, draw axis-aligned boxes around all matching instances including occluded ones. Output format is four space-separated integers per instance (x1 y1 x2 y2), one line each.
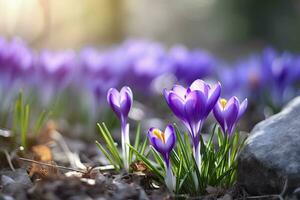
164 158 174 192
121 121 130 170
193 142 201 168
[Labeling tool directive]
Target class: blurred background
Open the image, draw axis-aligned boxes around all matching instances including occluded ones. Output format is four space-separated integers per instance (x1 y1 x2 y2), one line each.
1 0 300 56
0 0 300 137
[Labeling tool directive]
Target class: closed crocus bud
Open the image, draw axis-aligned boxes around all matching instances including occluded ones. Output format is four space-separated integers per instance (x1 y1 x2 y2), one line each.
163 79 221 167
107 86 133 170
148 124 176 192
107 86 133 124
213 97 248 135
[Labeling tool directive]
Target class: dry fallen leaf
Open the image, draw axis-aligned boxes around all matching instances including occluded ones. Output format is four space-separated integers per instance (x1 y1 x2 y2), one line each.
29 160 60 178
28 145 60 179
32 145 52 162
130 161 148 173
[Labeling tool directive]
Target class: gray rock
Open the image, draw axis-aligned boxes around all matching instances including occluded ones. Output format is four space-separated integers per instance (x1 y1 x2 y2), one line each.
0 169 32 188
0 169 32 200
238 96 300 195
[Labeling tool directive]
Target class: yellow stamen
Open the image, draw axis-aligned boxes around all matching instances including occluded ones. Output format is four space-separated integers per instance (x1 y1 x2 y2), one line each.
153 129 166 144
220 98 227 109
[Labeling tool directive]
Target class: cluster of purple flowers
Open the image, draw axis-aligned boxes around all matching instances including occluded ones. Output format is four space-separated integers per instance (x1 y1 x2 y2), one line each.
218 48 300 108
0 37 299 114
107 80 247 191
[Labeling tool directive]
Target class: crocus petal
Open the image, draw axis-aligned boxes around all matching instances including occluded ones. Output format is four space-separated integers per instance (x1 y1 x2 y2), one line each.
151 137 167 155
107 88 120 106
213 101 225 133
189 79 209 96
164 124 176 151
120 86 133 101
172 85 187 99
120 86 133 117
205 82 221 117
237 98 248 120
163 89 171 104
223 97 239 133
184 90 206 125
168 92 186 120
107 88 121 118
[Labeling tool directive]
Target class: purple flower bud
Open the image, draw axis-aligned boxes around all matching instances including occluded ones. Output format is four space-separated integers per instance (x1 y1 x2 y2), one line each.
107 86 133 170
213 97 248 135
148 124 176 166
148 124 176 191
107 86 133 123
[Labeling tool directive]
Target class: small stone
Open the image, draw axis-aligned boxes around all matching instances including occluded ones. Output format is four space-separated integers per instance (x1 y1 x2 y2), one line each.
293 187 300 199
0 169 32 188
1 175 15 186
0 194 15 200
217 194 232 200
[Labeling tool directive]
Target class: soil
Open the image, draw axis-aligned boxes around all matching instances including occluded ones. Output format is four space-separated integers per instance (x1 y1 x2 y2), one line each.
0 124 248 200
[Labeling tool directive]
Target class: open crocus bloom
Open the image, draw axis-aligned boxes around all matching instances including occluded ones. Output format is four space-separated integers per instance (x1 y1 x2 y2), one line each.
148 124 176 192
213 97 248 135
148 125 176 163
163 79 221 167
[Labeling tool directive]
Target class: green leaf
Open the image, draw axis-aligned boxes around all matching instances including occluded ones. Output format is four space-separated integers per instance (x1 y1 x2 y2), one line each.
129 123 141 164
139 136 148 156
173 124 190 169
150 147 165 169
21 104 30 149
175 157 183 193
33 110 51 135
134 123 141 148
95 140 119 171
97 123 122 167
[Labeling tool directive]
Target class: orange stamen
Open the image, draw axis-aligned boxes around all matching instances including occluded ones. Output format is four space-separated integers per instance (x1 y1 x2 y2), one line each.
153 129 166 144
220 98 227 109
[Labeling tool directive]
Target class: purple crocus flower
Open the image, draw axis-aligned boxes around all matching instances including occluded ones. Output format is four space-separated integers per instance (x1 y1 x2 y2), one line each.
37 50 75 85
107 86 133 170
164 79 221 167
261 48 300 106
0 38 34 90
79 48 120 112
169 45 216 85
107 86 133 124
120 39 172 93
148 124 176 192
213 97 248 135
36 50 75 105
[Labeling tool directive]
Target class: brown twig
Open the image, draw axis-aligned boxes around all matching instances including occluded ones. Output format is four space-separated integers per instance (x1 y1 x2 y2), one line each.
244 194 281 199
18 157 86 173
